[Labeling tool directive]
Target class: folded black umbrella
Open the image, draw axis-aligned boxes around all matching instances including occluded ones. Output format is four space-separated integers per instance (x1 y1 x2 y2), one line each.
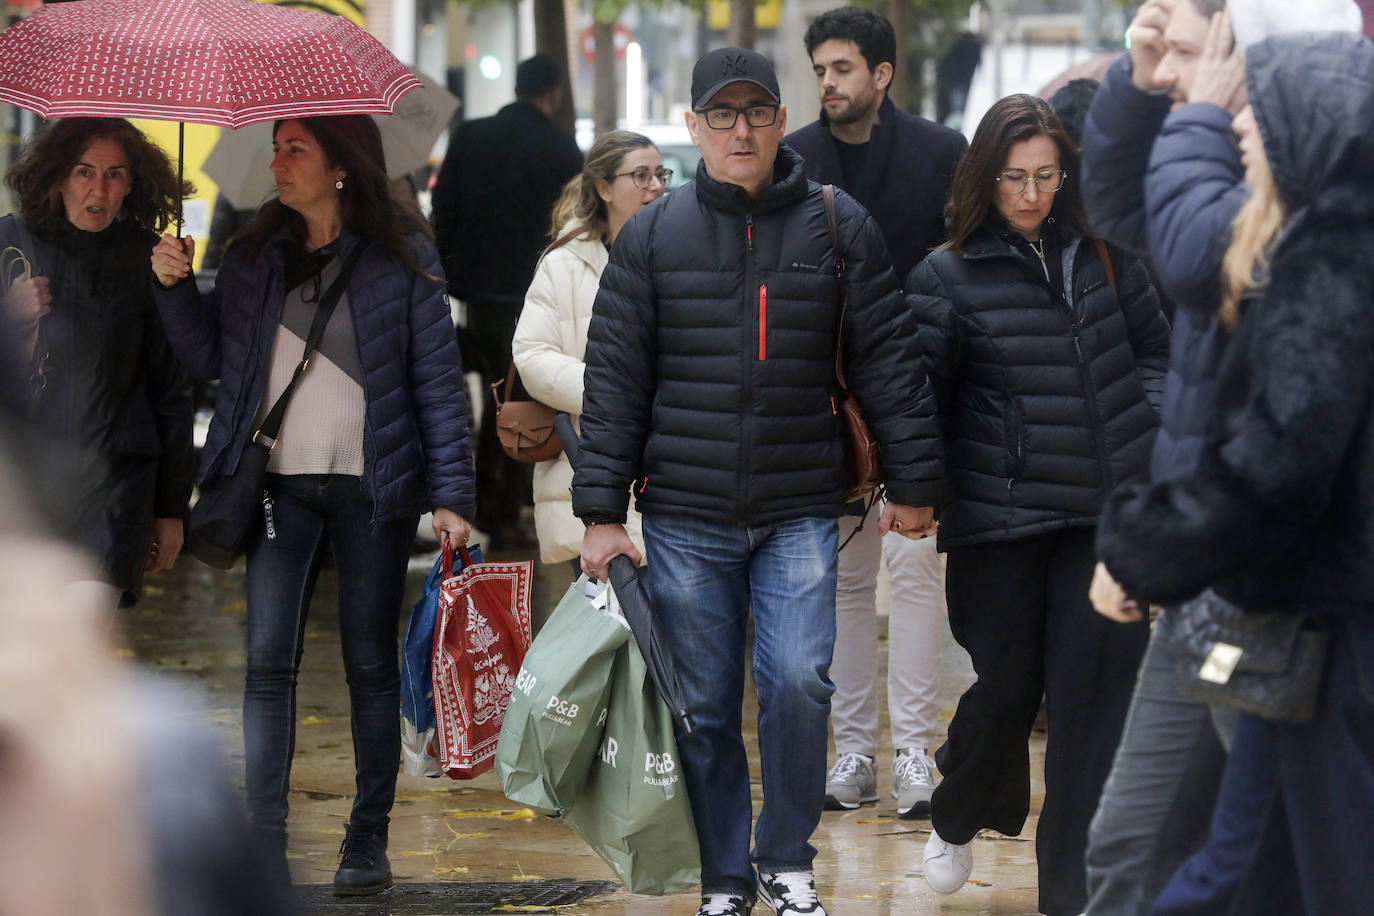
608 554 694 734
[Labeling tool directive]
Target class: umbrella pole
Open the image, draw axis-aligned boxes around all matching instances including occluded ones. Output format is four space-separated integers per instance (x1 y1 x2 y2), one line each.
176 121 184 238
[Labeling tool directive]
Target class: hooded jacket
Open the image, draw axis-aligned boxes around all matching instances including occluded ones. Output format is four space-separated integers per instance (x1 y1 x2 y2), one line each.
153 228 475 521
785 96 967 282
907 224 1170 550
1097 33 1374 616
571 145 945 526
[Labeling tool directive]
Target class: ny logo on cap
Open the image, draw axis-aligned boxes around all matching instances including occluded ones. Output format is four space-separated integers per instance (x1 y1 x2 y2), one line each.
721 53 749 76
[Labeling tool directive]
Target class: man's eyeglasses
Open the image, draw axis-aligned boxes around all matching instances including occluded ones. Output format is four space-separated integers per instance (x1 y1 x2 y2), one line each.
614 166 674 189
996 169 1067 195
695 105 780 130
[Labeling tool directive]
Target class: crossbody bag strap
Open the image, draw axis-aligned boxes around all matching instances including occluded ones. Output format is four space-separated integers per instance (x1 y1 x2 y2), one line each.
252 240 368 449
1093 237 1117 296
493 361 517 407
822 184 851 389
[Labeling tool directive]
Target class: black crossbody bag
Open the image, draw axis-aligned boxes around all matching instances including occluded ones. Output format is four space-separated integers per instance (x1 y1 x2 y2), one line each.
186 242 367 568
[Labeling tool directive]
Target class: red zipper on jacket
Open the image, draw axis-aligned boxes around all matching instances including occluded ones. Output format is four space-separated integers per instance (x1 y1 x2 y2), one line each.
758 284 767 360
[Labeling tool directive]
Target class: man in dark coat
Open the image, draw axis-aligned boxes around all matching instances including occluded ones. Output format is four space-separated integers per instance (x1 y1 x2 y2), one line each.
574 47 944 916
430 54 583 548
784 5 967 822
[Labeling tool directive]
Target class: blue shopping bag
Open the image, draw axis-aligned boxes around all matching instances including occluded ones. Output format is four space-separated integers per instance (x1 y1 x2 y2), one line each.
401 540 480 776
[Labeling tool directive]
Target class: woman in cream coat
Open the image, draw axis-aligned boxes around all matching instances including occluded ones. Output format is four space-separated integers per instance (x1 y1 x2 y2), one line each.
512 131 667 569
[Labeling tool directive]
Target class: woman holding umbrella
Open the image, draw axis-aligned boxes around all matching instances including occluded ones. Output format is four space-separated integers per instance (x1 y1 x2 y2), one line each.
1 117 193 611
150 114 475 896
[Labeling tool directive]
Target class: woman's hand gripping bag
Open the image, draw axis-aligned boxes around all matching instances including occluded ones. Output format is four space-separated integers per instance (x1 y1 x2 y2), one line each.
496 575 629 815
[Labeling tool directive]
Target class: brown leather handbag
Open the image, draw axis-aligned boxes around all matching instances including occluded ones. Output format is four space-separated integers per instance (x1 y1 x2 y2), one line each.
492 362 563 462
823 185 884 501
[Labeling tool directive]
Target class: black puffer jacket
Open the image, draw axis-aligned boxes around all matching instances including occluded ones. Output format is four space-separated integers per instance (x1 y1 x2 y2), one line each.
0 214 192 604
572 144 944 526
1098 33 1374 616
908 225 1170 549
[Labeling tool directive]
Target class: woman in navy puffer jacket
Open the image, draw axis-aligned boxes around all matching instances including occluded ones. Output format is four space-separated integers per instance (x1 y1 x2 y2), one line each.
151 115 473 898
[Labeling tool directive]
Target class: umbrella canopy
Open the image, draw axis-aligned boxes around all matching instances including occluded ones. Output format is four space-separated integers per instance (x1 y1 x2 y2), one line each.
608 555 694 734
203 70 458 207
0 0 419 128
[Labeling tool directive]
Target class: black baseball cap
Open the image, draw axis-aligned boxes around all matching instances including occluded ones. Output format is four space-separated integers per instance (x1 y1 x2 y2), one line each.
691 47 781 110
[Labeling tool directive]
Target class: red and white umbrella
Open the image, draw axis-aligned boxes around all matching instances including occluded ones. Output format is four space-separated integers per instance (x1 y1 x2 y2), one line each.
0 0 420 128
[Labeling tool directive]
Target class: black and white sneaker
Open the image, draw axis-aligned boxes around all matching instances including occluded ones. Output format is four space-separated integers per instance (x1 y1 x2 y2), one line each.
757 871 828 915
697 893 752 915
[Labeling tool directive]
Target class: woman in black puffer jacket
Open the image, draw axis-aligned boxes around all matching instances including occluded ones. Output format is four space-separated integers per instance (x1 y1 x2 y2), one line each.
1 118 193 610
907 94 1170 916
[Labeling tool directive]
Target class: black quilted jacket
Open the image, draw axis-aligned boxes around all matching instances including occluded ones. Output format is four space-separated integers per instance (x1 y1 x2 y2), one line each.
571 145 944 526
907 224 1170 549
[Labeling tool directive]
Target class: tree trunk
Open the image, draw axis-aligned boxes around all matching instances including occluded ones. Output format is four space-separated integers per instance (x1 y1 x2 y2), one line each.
533 0 574 133
593 20 617 139
727 0 755 50
888 0 910 111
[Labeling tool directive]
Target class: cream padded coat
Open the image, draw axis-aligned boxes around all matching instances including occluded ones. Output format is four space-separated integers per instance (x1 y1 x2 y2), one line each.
512 226 645 564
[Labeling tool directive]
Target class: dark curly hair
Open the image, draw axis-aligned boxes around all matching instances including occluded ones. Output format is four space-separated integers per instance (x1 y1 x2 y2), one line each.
5 118 191 232
803 7 896 72
231 115 431 275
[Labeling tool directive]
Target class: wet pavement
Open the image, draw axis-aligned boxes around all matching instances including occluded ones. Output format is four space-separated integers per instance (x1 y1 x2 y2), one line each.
119 532 1047 915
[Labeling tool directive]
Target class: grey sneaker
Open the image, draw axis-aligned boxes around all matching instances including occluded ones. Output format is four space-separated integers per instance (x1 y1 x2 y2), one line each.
892 747 936 819
822 752 877 810
757 870 828 915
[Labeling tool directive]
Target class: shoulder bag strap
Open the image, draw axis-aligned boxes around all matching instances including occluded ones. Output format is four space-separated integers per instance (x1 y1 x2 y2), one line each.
493 361 517 408
252 240 368 449
1093 237 1117 296
823 185 852 389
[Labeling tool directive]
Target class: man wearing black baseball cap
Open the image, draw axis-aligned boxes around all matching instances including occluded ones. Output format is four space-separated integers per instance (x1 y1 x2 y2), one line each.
572 46 944 916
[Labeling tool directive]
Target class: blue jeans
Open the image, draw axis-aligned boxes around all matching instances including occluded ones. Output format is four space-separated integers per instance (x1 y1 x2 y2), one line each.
243 474 414 834
642 513 838 899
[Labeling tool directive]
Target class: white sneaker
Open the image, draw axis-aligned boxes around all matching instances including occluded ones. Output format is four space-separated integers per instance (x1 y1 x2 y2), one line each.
822 752 878 810
697 893 752 915
757 870 828 915
892 747 936 819
922 830 972 895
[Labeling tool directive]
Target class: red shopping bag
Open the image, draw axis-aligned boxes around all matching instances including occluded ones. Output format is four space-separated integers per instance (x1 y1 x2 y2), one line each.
432 543 534 779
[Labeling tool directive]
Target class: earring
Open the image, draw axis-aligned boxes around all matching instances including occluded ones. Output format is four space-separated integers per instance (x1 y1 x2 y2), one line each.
335 178 344 190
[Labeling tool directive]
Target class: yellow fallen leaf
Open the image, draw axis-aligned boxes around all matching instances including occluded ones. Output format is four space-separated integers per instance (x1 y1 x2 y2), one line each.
510 873 546 881
449 832 493 839
493 906 566 912
323 828 345 836
300 715 328 725
398 850 437 857
219 599 247 615
856 895 877 900
432 866 470 875
969 879 992 887
113 648 136 658
447 808 537 821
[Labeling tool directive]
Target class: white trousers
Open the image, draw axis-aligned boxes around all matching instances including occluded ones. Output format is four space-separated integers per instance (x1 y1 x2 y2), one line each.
830 513 946 756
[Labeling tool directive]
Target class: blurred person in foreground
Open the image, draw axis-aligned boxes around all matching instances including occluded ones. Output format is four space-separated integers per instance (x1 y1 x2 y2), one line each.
0 321 286 916
1080 2 1362 913
573 46 944 916
431 53 583 551
511 130 665 575
1094 30 1374 914
1 117 194 612
151 114 475 896
907 93 1169 915
785 5 967 820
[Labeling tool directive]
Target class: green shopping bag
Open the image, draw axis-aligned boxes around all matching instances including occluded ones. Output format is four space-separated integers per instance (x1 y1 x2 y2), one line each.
562 641 701 895
495 577 629 816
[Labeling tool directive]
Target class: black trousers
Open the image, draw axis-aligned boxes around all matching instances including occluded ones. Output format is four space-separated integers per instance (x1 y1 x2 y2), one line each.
933 527 1148 916
467 300 532 534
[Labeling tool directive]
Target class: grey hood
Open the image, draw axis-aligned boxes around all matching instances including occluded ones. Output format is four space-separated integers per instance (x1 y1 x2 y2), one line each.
1246 31 1374 210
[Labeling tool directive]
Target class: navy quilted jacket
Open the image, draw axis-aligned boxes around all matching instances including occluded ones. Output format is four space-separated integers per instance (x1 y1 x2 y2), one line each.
908 226 1170 549
152 228 474 521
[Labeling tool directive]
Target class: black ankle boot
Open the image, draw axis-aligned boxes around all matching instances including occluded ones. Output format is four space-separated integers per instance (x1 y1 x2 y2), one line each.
332 823 392 897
